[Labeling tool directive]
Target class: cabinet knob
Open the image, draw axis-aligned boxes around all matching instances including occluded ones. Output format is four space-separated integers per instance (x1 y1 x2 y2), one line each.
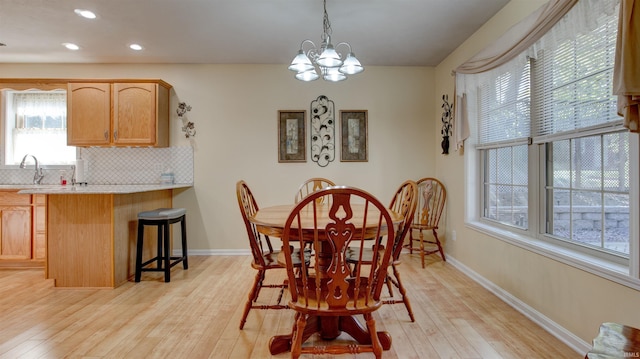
114 130 118 140
104 131 108 140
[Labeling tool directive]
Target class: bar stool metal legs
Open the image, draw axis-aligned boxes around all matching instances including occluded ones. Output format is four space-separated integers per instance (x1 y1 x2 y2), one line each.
135 208 188 282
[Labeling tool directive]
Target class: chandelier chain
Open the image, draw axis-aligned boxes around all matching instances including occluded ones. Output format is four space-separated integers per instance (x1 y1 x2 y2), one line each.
322 0 332 42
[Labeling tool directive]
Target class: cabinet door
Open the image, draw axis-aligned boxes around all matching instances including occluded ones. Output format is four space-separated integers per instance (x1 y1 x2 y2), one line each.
67 83 112 146
0 206 32 260
113 83 157 146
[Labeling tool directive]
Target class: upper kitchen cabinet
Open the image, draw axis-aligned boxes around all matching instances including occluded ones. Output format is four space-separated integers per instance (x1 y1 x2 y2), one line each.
67 83 111 146
67 80 171 147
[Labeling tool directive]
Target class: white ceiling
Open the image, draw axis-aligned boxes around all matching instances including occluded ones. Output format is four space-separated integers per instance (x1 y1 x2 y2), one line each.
0 0 509 66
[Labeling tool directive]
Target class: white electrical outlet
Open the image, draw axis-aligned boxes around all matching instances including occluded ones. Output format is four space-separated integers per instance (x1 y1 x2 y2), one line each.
451 230 457 241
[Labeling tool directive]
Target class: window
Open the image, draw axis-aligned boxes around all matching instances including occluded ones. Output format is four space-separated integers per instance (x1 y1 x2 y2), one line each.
545 133 629 256
478 64 531 230
470 1 630 264
483 145 530 229
1 90 76 166
533 5 627 260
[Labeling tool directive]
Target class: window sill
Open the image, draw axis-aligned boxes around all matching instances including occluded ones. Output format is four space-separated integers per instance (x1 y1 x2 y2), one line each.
466 221 640 290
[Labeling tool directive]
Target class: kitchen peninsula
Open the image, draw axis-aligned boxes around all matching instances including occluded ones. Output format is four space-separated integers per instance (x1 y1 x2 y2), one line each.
19 184 191 288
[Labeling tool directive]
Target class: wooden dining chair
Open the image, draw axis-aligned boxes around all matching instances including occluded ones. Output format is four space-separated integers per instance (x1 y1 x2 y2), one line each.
380 180 418 321
294 177 336 204
346 180 418 321
278 186 396 359
405 177 447 267
236 180 306 330
295 177 336 253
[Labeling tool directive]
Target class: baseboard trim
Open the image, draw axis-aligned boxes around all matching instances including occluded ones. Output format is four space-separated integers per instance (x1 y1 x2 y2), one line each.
446 255 591 355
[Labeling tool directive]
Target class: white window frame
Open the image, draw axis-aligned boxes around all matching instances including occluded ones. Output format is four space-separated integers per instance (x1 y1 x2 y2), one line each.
467 134 638 285
463 0 640 288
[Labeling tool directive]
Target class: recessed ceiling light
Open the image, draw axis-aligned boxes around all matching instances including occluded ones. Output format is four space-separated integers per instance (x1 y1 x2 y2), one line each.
62 43 80 50
74 9 96 19
129 44 143 51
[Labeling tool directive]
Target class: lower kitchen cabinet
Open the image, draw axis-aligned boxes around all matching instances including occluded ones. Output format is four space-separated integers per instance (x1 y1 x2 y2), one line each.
0 191 46 267
0 205 31 259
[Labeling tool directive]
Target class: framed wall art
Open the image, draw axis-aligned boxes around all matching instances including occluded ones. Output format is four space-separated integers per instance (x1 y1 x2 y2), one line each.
278 110 306 162
340 110 368 162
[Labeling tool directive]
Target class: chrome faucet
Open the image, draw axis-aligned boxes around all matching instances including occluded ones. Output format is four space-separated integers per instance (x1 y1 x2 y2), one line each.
19 154 45 184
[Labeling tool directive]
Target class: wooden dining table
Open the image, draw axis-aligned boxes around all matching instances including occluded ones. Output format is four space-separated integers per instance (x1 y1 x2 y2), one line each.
249 202 403 355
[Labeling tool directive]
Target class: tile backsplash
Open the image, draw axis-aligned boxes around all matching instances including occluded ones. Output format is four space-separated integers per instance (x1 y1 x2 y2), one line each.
0 146 193 185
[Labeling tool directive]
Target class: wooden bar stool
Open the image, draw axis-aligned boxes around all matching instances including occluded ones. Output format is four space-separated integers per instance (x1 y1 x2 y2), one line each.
135 208 188 282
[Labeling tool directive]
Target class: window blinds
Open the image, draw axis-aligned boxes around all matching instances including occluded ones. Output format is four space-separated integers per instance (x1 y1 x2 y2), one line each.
532 10 620 140
477 64 531 148
472 0 620 148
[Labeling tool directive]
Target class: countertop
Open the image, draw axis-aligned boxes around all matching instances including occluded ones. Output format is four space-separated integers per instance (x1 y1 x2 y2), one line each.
0 183 193 194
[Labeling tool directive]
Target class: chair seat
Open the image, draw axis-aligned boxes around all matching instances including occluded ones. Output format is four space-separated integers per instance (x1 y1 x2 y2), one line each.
346 247 381 264
411 223 436 231
252 249 310 270
138 207 187 220
290 276 381 315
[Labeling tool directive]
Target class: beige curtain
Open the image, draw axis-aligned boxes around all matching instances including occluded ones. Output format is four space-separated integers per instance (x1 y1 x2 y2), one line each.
455 0 578 74
454 93 469 151
613 0 640 132
452 0 579 149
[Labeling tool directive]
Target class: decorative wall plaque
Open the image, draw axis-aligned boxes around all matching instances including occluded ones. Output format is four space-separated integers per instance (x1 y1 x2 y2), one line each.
310 95 335 167
441 94 453 154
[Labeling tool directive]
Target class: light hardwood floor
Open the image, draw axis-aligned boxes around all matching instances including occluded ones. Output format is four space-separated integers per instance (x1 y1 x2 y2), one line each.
0 254 583 358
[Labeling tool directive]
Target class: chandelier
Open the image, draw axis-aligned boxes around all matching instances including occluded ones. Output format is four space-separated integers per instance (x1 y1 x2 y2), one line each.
288 0 364 82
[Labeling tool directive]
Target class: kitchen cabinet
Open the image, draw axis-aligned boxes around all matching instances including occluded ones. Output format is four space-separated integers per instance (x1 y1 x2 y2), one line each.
67 80 171 147
0 206 31 259
0 191 45 266
67 83 111 146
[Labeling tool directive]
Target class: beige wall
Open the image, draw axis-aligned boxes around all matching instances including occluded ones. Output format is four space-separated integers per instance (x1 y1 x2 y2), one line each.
5 0 635 350
434 0 640 349
0 63 435 251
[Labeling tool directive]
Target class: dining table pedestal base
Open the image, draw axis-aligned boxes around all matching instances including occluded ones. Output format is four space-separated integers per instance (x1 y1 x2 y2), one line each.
268 315 392 355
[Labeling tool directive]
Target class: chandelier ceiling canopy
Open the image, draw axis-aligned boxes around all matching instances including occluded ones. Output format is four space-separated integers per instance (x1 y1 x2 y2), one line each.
288 0 364 82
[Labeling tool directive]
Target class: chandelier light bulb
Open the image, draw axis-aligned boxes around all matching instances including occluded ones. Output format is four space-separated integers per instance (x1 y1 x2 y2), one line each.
288 50 315 73
316 43 343 68
323 67 347 82
295 70 320 81
339 52 364 75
